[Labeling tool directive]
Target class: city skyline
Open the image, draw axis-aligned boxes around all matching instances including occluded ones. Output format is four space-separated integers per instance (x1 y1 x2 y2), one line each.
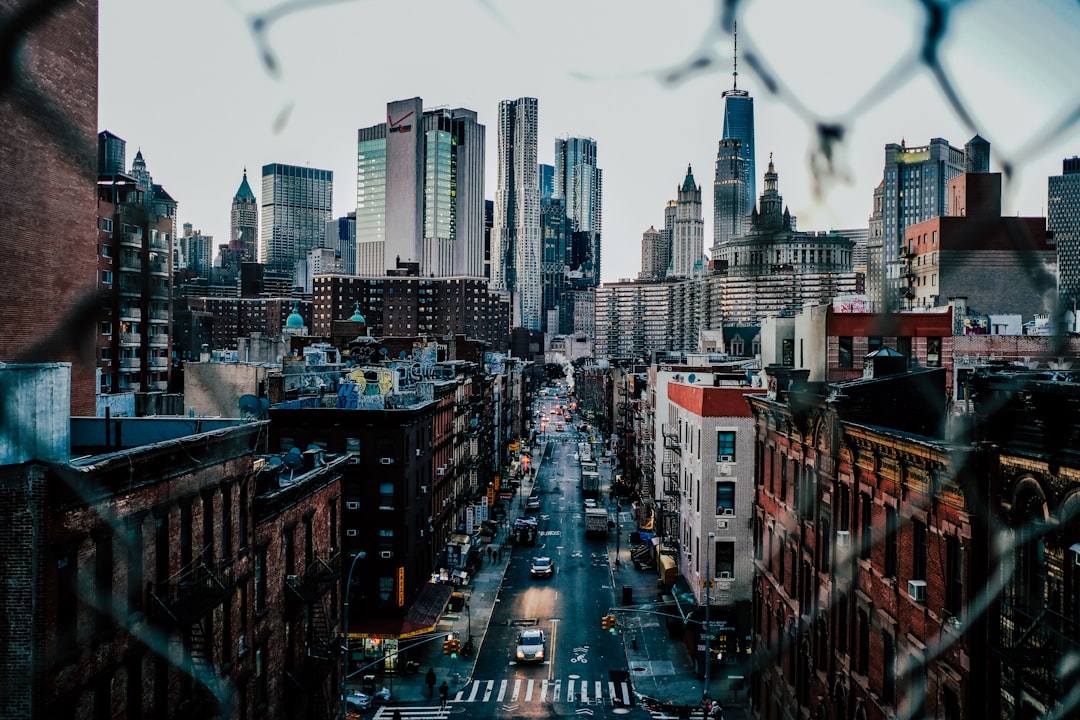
99 0 1080 285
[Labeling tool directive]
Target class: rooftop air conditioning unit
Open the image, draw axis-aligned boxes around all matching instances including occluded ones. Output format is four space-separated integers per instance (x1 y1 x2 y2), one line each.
836 530 850 547
719 455 734 463
908 579 927 602
379 457 395 465
380 551 393 559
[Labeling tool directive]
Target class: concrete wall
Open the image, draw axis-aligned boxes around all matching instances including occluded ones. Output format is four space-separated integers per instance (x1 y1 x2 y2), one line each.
0 363 70 465
184 361 273 417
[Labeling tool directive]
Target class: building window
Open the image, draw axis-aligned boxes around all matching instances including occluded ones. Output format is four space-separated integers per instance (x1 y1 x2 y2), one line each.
379 482 394 510
716 540 735 577
716 430 736 461
857 609 870 676
868 336 883 353
101 321 113 335
95 533 113 634
716 482 735 515
838 336 854 368
254 547 268 613
927 337 941 367
101 270 113 284
912 520 927 581
859 494 872 561
101 217 113 232
882 631 896 703
946 534 963 618
885 506 898 578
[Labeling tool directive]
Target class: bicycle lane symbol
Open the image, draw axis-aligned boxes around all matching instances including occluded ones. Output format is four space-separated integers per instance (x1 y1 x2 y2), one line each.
570 645 589 663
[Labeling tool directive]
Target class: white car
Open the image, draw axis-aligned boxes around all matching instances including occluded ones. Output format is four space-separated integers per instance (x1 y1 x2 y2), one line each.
583 498 598 510
525 496 541 511
530 556 554 578
515 629 546 663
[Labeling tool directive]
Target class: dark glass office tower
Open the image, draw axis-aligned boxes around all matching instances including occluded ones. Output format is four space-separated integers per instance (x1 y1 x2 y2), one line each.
719 29 755 247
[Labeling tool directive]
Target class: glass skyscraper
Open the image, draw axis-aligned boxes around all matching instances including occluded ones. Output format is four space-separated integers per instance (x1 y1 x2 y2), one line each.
718 36 755 251
259 163 333 277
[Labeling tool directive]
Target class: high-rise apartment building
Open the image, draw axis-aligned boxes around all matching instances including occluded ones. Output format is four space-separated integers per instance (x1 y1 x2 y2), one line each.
669 166 705 279
720 30 756 230
1049 156 1080 305
492 97 542 330
327 211 357 276
871 137 969 311
541 196 571 333
231 168 258 262
96 132 177 395
259 162 333 277
356 98 486 278
180 223 214 277
713 137 749 254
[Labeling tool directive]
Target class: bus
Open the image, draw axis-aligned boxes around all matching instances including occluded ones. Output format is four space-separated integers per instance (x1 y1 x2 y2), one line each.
578 442 593 464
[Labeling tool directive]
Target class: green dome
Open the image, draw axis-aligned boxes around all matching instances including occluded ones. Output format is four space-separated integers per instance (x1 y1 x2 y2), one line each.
286 301 304 329
348 300 366 323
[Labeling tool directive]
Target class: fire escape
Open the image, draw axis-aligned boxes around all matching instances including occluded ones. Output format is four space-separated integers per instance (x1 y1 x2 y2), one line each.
148 559 239 717
661 423 681 543
284 553 342 720
638 401 655 500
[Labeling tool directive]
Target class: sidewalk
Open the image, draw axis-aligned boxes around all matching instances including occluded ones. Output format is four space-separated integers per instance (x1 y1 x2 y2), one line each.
609 503 753 720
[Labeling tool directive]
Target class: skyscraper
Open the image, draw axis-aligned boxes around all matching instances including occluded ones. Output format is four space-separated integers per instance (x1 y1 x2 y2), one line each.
231 168 258 262
712 137 749 254
554 137 603 287
718 27 756 241
355 98 486 278
1050 156 1080 305
259 163 333 278
492 97 542 330
639 225 668 281
872 137 967 311
669 165 705 279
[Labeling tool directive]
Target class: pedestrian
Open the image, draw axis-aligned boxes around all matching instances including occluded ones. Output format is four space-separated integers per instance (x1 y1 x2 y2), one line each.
498 546 503 562
392 711 402 720
439 680 450 709
425 667 436 698
487 546 493 561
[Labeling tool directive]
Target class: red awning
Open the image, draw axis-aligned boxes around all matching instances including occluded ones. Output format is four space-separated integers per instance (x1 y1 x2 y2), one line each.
400 582 454 638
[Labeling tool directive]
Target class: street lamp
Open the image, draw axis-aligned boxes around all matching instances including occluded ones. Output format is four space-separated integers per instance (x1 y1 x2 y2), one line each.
341 550 366 719
704 532 715 702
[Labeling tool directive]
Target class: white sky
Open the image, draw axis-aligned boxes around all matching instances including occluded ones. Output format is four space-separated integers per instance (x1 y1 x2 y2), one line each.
99 0 1080 284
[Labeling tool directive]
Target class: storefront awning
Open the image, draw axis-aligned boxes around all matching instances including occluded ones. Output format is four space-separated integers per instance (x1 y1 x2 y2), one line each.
400 582 454 638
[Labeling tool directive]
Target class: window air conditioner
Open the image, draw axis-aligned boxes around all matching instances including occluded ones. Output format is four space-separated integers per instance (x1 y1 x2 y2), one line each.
437 467 447 476
722 508 735 516
416 448 422 457
719 455 734 463
836 530 850 547
719 571 733 579
717 520 728 530
286 574 299 586
908 579 927 602
380 551 393 559
379 457 395 465
345 501 360 510
346 529 358 537
420 485 428 494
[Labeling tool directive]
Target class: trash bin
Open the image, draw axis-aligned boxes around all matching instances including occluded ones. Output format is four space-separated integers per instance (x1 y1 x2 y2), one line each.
622 585 633 605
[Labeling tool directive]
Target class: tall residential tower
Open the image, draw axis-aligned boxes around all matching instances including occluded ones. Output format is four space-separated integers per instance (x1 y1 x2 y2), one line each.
259 163 333 278
492 97 542 330
1050 156 1080 306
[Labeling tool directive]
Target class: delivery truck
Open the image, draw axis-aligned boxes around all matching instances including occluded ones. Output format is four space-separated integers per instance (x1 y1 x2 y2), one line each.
585 507 610 536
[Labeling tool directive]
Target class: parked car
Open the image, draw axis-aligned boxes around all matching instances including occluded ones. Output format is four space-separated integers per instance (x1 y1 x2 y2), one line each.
531 556 554 578
525 495 541 511
515 629 546 663
583 498 598 510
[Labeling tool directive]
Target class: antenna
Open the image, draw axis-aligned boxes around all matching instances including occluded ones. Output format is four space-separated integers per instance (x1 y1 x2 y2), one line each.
732 21 739 90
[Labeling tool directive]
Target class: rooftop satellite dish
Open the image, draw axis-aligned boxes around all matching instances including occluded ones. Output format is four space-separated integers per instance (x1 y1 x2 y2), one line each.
239 394 261 418
288 446 303 457
306 443 322 452
268 456 283 467
398 350 408 359
283 452 304 470
688 374 697 383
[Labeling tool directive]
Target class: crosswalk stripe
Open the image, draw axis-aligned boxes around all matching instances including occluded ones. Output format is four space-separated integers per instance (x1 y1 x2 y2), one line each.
446 677 630 705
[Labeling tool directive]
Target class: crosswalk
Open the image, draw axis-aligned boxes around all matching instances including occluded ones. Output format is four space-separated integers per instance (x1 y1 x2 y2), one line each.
368 676 635 718
646 710 709 720
452 676 633 706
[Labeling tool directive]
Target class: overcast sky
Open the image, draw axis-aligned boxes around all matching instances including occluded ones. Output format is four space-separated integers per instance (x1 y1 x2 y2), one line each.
99 0 1080 284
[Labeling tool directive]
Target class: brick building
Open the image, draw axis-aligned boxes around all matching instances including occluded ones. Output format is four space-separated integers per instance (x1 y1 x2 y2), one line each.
0 0 100 415
748 357 998 720
0 359 349 719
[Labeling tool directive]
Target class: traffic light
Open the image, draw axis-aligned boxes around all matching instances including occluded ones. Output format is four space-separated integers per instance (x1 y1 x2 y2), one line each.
602 614 616 633
449 638 461 658
443 637 452 655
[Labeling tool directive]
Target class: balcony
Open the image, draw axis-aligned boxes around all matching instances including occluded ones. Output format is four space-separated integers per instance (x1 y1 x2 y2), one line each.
119 257 142 273
148 236 169 252
120 332 141 346
118 281 141 297
120 232 143 248
148 309 169 322
148 380 169 391
149 357 169 371
119 357 140 369
148 334 169 348
662 461 679 480
149 260 169 276
149 559 237 626
119 306 142 321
